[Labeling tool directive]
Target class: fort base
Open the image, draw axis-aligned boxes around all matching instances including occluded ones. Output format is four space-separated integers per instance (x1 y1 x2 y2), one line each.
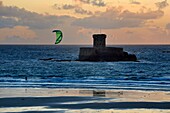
79 34 137 62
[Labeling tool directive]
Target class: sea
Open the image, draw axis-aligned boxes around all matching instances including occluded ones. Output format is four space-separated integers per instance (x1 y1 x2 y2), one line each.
0 45 170 91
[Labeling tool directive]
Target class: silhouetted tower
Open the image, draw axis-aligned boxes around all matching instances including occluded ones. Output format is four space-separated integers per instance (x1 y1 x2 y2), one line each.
79 34 137 61
93 34 106 48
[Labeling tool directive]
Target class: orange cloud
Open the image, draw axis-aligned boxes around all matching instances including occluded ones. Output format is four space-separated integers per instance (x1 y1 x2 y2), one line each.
0 26 36 40
105 27 170 44
75 0 106 7
72 7 164 29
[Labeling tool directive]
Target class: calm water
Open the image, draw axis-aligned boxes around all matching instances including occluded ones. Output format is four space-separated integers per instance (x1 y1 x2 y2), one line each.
0 45 170 91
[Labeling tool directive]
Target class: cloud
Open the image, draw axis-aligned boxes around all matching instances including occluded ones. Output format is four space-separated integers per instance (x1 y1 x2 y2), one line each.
120 10 164 19
52 4 93 15
105 27 170 44
166 23 170 29
78 0 90 4
130 0 141 5
0 26 37 42
155 0 169 10
0 1 2 6
53 4 76 10
91 0 106 7
72 16 142 29
126 30 134 34
74 7 93 15
0 2 73 29
0 1 81 44
78 0 106 7
63 4 76 10
72 7 164 29
0 36 35 44
0 16 18 28
0 1 169 44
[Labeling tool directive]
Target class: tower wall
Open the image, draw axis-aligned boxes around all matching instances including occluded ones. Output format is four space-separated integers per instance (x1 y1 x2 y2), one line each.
93 34 106 48
79 47 98 61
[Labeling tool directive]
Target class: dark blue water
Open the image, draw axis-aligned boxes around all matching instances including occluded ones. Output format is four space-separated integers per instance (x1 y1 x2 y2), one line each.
0 45 170 91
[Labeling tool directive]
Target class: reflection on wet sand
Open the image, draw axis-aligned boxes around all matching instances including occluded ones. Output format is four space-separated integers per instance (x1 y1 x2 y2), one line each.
93 90 106 97
79 90 124 98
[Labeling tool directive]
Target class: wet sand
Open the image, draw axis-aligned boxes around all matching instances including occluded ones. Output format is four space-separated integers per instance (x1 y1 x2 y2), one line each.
0 88 170 113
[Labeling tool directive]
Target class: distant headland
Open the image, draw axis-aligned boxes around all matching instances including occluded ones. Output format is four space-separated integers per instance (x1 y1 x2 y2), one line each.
78 34 137 62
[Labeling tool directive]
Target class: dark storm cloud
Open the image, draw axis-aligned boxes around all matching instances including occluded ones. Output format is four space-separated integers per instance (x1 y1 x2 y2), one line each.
155 0 169 10
0 2 73 29
72 7 164 29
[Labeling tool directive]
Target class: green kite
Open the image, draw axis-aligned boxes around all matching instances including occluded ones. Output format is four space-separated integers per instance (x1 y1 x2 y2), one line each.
52 30 63 44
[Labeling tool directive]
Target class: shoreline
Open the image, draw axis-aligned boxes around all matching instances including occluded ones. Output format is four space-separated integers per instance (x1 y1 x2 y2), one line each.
0 88 170 101
0 88 170 112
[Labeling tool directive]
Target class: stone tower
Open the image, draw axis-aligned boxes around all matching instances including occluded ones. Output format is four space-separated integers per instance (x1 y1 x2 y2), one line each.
78 34 137 61
93 34 106 48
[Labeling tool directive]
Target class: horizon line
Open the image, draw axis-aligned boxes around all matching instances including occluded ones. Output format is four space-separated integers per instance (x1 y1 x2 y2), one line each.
0 44 170 46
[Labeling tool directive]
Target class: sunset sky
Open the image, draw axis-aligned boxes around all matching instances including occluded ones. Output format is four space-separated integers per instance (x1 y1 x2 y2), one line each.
0 0 170 44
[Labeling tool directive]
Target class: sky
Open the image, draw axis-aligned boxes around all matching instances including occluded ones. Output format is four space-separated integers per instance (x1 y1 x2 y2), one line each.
0 0 170 45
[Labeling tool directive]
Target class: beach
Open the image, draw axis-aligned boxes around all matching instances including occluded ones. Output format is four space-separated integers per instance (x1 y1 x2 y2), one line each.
0 88 170 113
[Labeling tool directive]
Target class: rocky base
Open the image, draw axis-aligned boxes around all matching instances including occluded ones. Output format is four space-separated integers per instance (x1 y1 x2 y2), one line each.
79 47 137 62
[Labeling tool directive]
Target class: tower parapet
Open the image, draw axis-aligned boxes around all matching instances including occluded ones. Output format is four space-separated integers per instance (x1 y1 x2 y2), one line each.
93 34 106 48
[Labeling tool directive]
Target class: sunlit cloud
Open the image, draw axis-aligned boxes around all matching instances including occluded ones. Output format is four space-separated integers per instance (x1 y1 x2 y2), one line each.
0 0 170 44
120 10 164 20
0 2 73 29
0 26 36 41
53 4 76 10
72 7 164 29
75 7 93 15
0 1 79 44
129 0 141 5
76 0 106 7
52 4 93 15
